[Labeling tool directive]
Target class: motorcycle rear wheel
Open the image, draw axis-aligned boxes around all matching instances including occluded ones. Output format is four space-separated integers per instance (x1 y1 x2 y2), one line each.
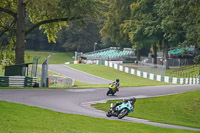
112 90 116 96
118 109 128 119
107 89 112 95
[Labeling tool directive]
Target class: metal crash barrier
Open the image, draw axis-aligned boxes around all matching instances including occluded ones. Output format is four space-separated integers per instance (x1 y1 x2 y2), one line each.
0 76 37 87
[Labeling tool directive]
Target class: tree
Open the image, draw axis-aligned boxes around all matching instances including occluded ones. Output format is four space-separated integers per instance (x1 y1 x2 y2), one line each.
155 0 200 67
100 0 133 48
120 0 162 64
156 0 200 47
25 28 54 51
57 20 102 53
0 0 106 64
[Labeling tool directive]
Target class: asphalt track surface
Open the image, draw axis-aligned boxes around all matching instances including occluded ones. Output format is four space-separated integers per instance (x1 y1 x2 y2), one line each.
48 64 112 84
0 65 200 131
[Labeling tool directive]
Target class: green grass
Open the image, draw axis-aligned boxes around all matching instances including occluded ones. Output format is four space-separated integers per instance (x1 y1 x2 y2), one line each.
73 80 108 88
69 64 169 87
165 65 199 78
0 101 198 133
25 51 74 64
0 51 74 75
92 90 200 129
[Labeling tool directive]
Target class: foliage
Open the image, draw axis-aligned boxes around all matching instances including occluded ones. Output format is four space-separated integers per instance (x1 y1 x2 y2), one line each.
25 0 106 43
156 0 200 47
25 28 54 51
194 55 200 64
1 0 200 65
121 0 161 47
100 0 132 48
0 39 15 69
100 36 117 48
101 0 200 64
0 0 107 64
57 20 102 53
120 0 163 64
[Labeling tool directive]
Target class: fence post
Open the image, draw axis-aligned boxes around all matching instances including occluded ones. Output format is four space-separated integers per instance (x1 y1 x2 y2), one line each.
40 55 51 87
31 56 40 77
199 74 200 84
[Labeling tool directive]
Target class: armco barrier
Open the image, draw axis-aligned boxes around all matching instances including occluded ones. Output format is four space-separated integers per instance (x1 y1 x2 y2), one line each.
9 76 25 87
0 76 38 87
25 77 38 87
0 77 9 87
101 60 199 85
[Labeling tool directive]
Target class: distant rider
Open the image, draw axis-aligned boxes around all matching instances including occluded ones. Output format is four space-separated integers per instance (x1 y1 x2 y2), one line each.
110 78 120 91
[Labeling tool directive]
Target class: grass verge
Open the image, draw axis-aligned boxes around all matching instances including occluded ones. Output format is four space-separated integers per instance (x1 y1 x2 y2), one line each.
0 101 198 133
69 64 169 87
92 90 200 129
165 66 199 78
25 51 74 64
73 80 107 88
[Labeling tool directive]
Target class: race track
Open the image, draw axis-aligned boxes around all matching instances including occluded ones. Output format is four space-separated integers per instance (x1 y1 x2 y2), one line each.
48 65 112 84
0 65 200 131
0 85 199 131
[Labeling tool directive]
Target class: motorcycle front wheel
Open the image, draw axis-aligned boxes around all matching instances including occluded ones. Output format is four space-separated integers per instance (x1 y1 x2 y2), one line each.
106 110 112 117
118 109 128 119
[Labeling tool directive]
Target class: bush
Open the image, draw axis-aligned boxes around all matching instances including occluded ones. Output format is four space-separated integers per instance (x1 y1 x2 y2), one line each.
194 55 200 64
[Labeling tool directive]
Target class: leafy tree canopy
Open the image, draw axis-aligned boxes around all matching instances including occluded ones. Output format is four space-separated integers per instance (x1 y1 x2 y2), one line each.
0 0 106 64
156 0 200 47
100 0 133 48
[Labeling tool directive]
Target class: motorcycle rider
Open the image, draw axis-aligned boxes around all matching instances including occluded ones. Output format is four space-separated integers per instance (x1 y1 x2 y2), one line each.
110 78 120 91
112 97 136 111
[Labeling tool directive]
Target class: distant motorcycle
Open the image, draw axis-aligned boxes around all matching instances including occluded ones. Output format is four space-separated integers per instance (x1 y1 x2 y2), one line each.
106 100 133 119
106 83 118 96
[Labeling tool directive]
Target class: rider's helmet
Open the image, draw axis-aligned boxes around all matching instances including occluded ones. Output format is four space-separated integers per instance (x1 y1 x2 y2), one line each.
116 78 119 83
130 97 136 105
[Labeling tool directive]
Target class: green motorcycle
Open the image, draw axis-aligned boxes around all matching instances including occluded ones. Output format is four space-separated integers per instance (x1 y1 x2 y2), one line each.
106 83 118 96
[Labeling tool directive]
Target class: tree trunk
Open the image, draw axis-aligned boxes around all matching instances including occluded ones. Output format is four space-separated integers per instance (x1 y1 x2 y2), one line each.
163 40 169 69
153 44 157 64
15 0 25 64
